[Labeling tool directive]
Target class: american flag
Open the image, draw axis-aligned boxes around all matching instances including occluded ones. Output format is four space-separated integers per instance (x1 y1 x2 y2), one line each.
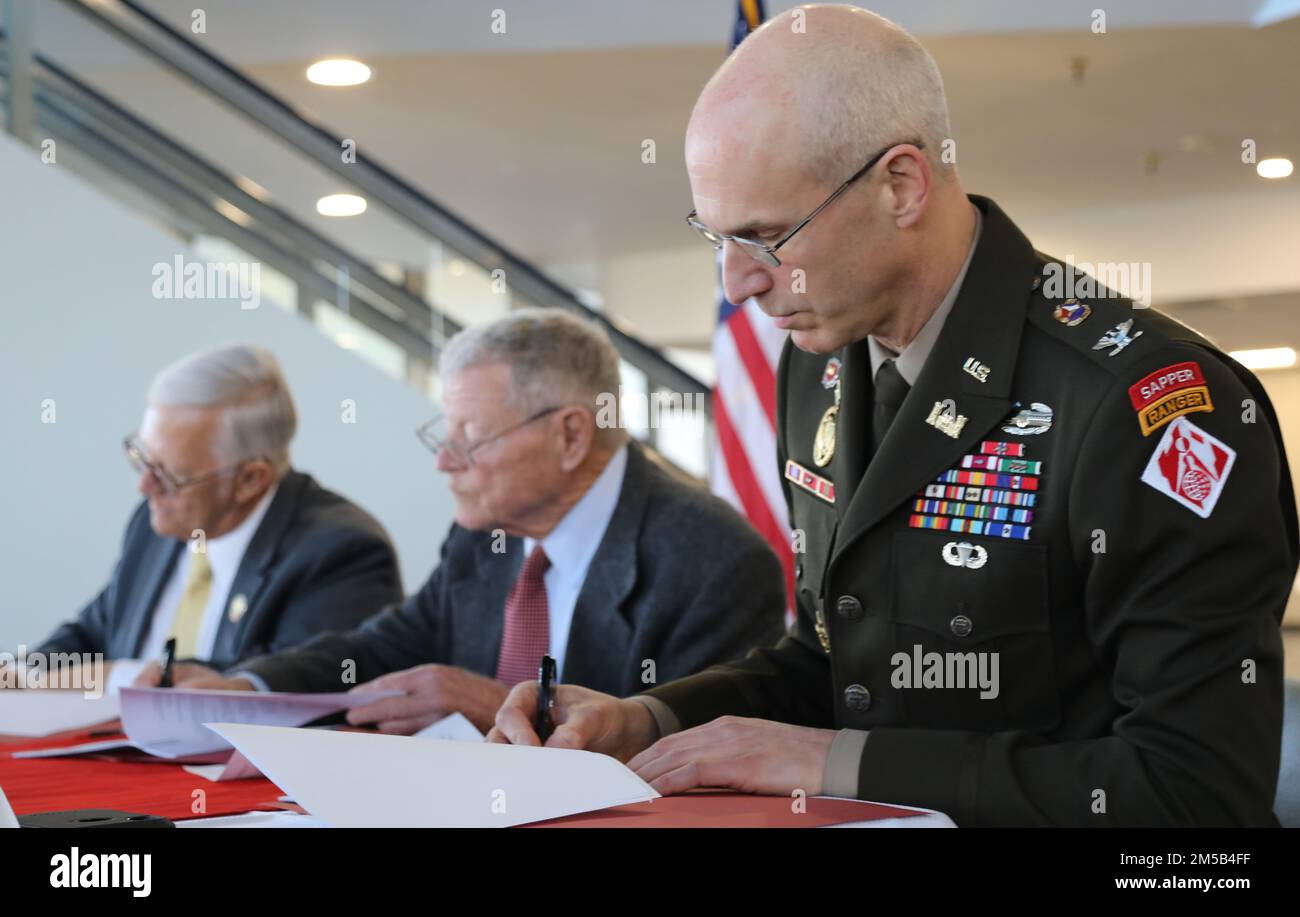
709 0 795 609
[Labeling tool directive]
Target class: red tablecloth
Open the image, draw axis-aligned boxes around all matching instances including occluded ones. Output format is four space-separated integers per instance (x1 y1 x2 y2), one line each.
0 722 286 821
528 791 924 827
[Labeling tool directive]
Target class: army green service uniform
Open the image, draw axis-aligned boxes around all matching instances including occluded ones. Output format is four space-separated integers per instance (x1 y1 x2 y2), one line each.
644 195 1298 827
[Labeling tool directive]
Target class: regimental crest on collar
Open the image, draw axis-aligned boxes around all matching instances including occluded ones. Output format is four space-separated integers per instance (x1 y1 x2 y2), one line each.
1053 298 1092 327
821 356 842 390
1093 318 1144 357
1001 401 1053 436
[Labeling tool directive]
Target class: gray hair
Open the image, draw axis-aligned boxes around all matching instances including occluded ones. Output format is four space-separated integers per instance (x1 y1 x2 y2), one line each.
439 308 629 448
147 343 297 474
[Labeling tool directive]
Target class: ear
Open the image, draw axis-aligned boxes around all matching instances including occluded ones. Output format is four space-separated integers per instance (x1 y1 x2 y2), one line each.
882 144 932 229
556 408 596 472
232 459 275 503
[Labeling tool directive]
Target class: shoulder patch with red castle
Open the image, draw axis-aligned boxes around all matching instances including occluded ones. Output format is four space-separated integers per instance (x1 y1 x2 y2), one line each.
1140 416 1235 518
1128 361 1214 436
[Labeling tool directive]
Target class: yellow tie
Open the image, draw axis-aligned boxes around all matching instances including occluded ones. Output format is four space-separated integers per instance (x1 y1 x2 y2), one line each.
170 550 213 658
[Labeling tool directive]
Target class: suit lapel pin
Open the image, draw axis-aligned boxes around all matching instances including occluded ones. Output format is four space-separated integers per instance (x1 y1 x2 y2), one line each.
962 357 991 383
227 593 249 624
1093 318 1143 356
926 400 968 438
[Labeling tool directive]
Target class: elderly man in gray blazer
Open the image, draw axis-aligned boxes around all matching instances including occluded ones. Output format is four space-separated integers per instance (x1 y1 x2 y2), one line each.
31 344 402 691
162 309 787 734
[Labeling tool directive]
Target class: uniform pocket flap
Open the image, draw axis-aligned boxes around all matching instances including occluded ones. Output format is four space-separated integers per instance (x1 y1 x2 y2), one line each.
891 531 1051 643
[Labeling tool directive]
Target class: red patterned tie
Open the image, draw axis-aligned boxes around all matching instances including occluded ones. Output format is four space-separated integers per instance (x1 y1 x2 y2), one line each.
495 545 551 686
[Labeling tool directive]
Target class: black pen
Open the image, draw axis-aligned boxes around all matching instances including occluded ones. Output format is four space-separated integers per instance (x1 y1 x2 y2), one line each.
158 638 177 688
534 654 557 743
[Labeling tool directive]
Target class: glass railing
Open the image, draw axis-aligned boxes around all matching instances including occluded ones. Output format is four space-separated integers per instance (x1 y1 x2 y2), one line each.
0 0 711 477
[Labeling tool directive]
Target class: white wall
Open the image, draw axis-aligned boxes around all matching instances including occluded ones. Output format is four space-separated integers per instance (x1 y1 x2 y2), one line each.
0 132 453 649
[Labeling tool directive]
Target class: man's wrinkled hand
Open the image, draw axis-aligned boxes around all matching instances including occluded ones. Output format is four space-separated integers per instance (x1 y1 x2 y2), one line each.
345 664 508 735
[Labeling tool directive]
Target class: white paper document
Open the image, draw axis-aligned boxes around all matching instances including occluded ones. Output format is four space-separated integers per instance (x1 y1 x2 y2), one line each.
117 687 399 758
0 783 18 829
13 687 398 766
0 690 120 738
176 811 324 829
207 722 659 827
413 712 485 742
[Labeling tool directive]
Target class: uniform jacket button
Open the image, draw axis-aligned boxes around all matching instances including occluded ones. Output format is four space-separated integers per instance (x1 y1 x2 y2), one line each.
795 562 804 580
843 684 872 713
950 614 973 637
835 594 864 621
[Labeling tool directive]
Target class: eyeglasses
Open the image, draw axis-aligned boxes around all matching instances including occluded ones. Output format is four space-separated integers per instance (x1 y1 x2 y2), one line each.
123 435 250 495
685 139 924 267
415 406 563 468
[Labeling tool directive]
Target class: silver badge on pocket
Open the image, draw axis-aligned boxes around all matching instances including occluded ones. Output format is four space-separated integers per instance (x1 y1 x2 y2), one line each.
942 541 988 569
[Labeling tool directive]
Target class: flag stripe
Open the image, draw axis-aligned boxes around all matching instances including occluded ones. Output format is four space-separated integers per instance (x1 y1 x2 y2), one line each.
713 319 788 530
726 310 777 429
715 389 794 600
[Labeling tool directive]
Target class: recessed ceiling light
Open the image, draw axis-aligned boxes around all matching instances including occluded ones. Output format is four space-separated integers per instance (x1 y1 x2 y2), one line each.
1257 158 1293 179
316 193 367 217
1229 347 1296 370
307 58 371 87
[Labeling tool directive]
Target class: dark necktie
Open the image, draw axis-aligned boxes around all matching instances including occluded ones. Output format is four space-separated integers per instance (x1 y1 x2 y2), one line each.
495 545 551 686
871 359 910 456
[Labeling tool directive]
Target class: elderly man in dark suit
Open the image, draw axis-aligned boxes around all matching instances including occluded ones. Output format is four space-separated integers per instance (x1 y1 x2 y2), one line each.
167 308 787 735
29 344 402 692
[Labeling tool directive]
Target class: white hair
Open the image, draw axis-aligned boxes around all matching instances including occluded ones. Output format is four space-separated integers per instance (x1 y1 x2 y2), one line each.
439 308 629 448
147 343 297 474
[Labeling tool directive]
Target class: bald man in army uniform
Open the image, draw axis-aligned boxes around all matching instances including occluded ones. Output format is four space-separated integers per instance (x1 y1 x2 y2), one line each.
490 5 1298 826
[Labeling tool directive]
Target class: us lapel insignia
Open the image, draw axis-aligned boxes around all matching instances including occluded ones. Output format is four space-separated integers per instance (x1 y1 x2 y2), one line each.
962 356 991 383
228 593 249 624
1001 401 1053 436
1053 298 1092 326
785 459 835 504
1093 318 1143 356
926 400 968 438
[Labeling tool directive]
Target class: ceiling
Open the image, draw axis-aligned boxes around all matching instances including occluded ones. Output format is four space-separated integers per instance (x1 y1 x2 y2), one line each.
34 0 1300 348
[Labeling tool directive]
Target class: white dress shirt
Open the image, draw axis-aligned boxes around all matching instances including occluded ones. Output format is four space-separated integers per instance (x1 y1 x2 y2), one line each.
236 449 629 693
521 444 628 681
107 484 278 692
